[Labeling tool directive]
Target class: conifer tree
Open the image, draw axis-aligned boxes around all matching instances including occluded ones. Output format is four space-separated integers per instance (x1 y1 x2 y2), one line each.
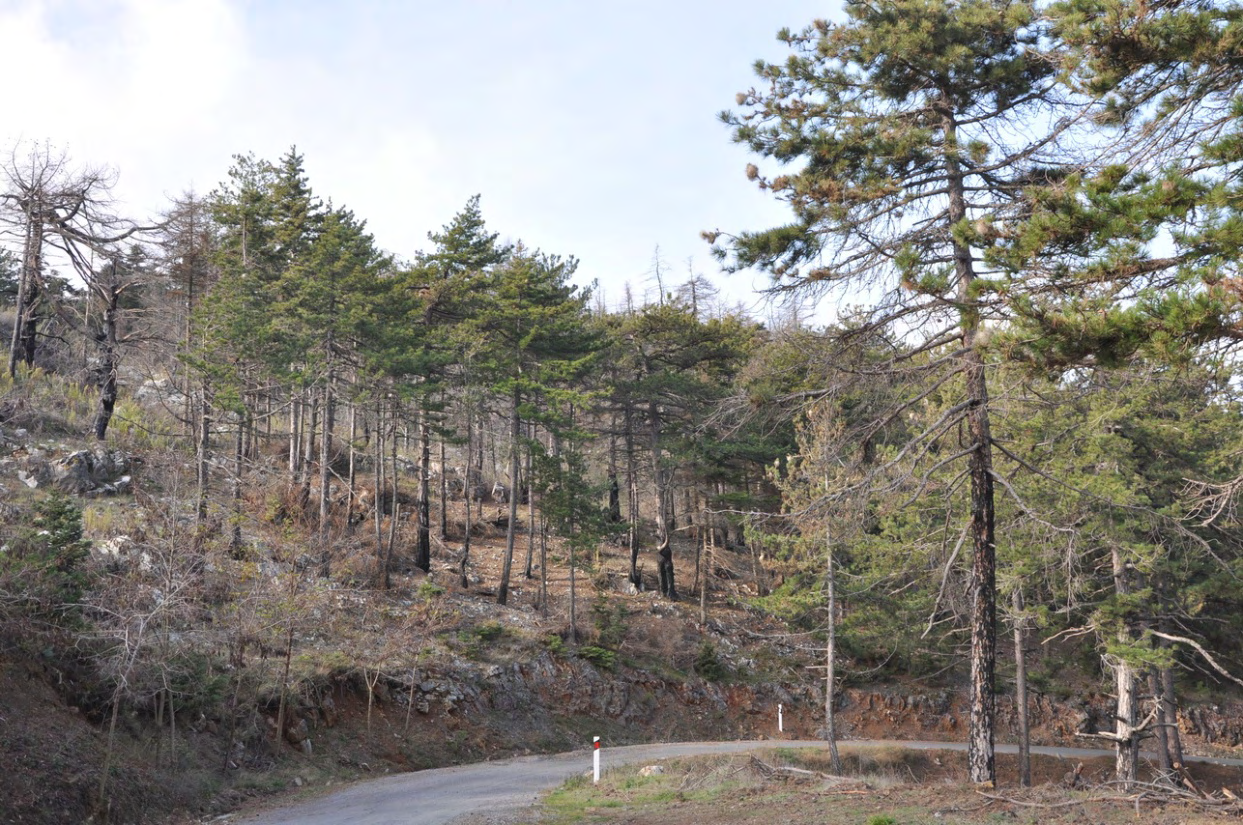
466 246 600 605
716 0 1101 782
597 299 760 596
404 196 512 574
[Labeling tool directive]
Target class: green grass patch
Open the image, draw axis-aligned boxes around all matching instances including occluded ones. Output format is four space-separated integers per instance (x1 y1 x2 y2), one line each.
540 756 764 824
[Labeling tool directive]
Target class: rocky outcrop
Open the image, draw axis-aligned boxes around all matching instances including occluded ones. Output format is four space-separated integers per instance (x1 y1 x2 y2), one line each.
8 445 133 496
256 649 1243 764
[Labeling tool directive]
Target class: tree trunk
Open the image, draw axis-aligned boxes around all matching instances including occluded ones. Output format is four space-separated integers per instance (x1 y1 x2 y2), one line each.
347 400 357 529
608 422 622 523
1013 587 1031 787
1161 662 1183 767
91 283 120 440
1111 546 1139 787
524 432 535 578
460 408 474 589
568 528 579 643
698 498 708 625
539 514 549 615
415 410 431 573
289 393 301 480
1149 668 1173 774
1155 611 1183 769
98 688 123 817
375 401 388 588
649 401 676 598
608 470 621 523
943 108 997 786
626 404 641 587
497 389 521 605
303 395 318 492
385 429 399 578
195 386 211 525
1115 656 1139 785
229 413 244 554
825 528 843 773
274 624 294 750
317 380 334 576
438 434 448 541
8 204 43 378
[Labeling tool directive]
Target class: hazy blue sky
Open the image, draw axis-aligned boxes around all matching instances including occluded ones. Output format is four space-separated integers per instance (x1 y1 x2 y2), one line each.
0 0 841 317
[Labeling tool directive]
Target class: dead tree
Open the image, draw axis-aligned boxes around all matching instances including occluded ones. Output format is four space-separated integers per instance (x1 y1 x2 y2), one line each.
1 144 154 435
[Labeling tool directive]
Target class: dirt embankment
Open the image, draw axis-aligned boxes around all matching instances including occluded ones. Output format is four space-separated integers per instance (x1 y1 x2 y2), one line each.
5 640 1243 825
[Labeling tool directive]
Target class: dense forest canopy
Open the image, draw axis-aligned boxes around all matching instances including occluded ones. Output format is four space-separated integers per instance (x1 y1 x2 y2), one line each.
3 0 1243 806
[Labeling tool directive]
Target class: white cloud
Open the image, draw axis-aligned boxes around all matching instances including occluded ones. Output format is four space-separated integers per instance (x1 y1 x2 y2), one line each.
0 0 837 316
0 0 246 212
119 0 244 129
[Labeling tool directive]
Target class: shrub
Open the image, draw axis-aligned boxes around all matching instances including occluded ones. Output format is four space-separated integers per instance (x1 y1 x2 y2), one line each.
457 620 508 658
578 645 617 670
418 580 445 600
694 641 728 682
0 491 93 620
590 594 627 649
544 634 566 655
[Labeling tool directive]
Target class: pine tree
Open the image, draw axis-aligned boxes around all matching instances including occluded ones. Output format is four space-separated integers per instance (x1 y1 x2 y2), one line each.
716 0 1102 783
596 299 760 596
466 246 601 605
990 362 1243 784
402 196 513 574
418 194 511 282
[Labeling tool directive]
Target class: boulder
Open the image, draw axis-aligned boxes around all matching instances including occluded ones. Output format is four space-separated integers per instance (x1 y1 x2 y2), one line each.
285 716 309 745
21 446 136 496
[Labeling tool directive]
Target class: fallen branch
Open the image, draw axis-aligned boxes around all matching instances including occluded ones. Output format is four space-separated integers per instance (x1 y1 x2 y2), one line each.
980 783 1243 814
748 755 868 787
976 792 1086 809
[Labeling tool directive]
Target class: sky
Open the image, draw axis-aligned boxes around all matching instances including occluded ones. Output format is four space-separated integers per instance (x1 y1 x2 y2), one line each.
0 0 842 320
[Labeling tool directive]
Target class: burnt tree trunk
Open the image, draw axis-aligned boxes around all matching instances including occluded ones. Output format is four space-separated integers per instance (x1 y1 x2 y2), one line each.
8 197 44 378
943 107 997 786
89 263 125 441
649 400 676 599
415 410 432 573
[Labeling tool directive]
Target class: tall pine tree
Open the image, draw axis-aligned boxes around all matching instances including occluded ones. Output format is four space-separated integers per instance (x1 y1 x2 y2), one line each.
716 0 1102 782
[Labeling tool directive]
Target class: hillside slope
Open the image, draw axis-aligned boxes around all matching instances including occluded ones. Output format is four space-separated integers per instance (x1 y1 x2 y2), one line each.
2 380 1243 824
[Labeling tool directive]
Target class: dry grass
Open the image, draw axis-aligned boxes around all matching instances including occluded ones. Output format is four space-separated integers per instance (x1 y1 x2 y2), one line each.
532 750 1243 825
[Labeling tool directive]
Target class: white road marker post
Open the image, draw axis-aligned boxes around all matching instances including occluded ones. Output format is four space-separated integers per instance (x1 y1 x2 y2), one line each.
593 736 601 783
778 703 784 734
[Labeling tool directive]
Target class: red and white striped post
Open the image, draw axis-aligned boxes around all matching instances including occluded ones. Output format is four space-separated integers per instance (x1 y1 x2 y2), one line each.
592 736 601 783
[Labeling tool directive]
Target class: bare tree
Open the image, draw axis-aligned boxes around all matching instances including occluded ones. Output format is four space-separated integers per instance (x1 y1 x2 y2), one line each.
2 142 70 376
1 143 156 437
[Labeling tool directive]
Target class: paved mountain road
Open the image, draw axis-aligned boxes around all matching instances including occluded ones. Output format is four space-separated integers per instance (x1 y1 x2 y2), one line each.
232 739 1243 825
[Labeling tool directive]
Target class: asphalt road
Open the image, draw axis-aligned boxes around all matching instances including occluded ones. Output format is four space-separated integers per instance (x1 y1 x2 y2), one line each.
231 739 1243 825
